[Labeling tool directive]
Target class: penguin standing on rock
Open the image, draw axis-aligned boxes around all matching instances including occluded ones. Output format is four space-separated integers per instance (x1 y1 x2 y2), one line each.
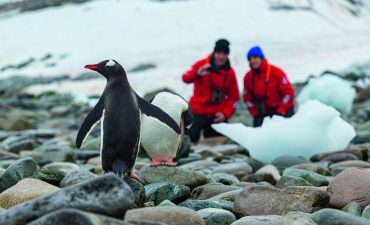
141 92 193 166
76 60 181 180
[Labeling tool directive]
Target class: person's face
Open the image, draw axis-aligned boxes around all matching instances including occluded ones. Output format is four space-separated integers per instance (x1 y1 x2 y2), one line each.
249 56 263 70
214 51 228 66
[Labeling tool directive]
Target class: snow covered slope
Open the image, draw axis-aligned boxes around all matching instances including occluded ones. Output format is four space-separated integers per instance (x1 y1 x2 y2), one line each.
1 0 370 97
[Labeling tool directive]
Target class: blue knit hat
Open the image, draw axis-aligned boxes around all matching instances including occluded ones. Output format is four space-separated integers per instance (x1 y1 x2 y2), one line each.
247 46 265 60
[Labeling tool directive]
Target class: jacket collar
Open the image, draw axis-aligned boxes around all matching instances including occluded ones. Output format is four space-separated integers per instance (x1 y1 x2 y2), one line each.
251 59 268 75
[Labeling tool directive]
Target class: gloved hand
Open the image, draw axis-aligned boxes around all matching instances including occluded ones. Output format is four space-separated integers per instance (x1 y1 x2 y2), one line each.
276 107 286 116
213 112 226 123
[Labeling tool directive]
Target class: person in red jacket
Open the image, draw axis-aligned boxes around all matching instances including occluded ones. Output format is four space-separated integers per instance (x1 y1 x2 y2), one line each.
243 46 295 127
182 39 240 142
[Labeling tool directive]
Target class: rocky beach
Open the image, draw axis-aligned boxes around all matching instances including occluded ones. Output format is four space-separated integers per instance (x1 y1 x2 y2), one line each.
2 0 370 224
0 66 370 225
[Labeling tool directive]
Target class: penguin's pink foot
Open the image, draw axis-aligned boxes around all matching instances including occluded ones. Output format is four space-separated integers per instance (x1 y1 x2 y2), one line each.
150 159 163 167
150 158 176 167
161 160 176 167
130 171 142 182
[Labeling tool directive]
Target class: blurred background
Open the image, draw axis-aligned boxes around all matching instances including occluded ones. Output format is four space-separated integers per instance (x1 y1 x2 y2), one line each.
1 0 370 99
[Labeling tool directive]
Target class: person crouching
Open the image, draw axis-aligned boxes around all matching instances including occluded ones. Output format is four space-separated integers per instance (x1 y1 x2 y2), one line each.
182 39 240 142
243 46 295 127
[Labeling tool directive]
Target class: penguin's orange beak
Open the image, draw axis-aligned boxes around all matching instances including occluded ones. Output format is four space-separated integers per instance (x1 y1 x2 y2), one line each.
85 65 98 71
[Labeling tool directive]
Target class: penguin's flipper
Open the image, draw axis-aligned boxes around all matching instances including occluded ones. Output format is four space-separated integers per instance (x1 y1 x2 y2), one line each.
136 94 181 134
76 97 105 148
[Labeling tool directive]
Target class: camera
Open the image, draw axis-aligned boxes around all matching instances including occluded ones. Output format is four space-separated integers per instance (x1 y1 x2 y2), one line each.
211 90 223 103
206 65 220 73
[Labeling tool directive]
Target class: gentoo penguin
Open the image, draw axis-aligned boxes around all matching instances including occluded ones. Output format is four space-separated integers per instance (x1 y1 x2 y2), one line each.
76 60 181 180
140 92 193 166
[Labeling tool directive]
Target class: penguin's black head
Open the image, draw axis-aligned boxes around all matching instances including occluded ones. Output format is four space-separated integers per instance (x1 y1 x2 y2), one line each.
85 59 125 79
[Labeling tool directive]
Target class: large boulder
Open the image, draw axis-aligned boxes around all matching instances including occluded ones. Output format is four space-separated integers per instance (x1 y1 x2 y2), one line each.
327 167 370 208
124 206 205 225
197 208 236 225
212 162 252 178
312 208 370 225
283 168 329 186
234 185 329 216
0 157 39 192
144 182 190 205
27 208 132 225
0 178 59 208
0 174 134 225
60 170 97 188
139 166 209 189
191 184 242 200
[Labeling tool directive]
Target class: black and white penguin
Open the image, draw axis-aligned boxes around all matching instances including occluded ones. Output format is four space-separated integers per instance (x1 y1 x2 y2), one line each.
76 60 181 180
140 92 193 166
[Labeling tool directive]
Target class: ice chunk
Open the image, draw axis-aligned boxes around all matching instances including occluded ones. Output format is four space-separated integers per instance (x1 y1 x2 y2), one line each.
212 100 356 163
297 75 356 113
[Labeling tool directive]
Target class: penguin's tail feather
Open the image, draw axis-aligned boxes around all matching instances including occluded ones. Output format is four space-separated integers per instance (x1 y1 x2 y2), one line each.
112 160 129 178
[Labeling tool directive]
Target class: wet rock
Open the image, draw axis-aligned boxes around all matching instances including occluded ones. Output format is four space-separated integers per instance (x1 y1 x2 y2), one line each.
362 204 370 219
311 147 365 162
124 206 205 225
312 208 370 225
176 154 203 166
0 157 39 192
328 167 370 208
158 200 176 207
234 185 329 216
271 156 309 171
43 162 80 175
212 162 252 178
230 215 283 225
179 160 220 170
1 136 40 153
289 163 331 176
0 174 135 225
27 208 131 225
245 158 265 172
283 168 329 186
87 156 101 166
60 170 97 188
329 160 370 170
191 183 242 200
197 208 236 225
80 138 100 151
255 165 281 181
235 212 317 225
209 189 243 202
125 177 145 208
178 199 225 211
0 178 59 209
36 168 66 186
276 175 313 189
241 173 276 185
209 173 239 185
139 166 209 189
342 202 362 216
321 152 359 163
144 182 190 205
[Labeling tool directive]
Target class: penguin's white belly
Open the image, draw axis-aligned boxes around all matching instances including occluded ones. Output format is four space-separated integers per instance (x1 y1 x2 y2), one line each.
141 116 180 160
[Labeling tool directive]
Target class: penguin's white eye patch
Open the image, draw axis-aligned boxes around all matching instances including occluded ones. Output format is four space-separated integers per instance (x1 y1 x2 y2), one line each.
105 60 115 67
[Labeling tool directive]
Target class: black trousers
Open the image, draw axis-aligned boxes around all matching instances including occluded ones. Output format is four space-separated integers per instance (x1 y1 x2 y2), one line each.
186 114 225 142
253 107 295 127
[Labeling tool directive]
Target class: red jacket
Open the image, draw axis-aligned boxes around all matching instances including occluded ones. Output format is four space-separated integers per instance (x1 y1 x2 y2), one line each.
243 59 295 117
182 56 240 120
